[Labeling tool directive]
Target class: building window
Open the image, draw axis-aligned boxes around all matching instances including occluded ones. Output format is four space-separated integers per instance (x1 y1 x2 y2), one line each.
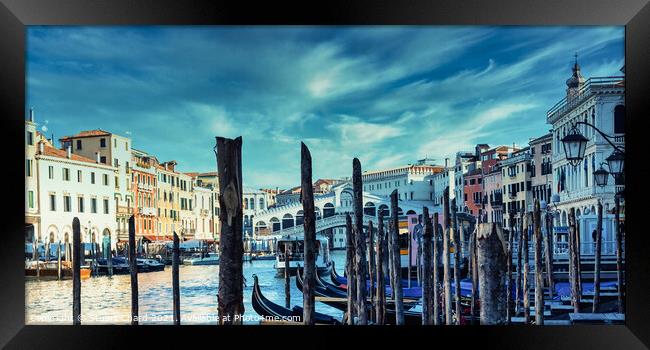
26 159 32 177
91 198 97 213
103 174 109 186
100 138 106 148
28 191 34 209
26 131 34 146
48 166 54 179
91 172 96 184
100 156 107 164
114 158 119 167
63 195 71 212
614 105 625 133
78 196 84 213
104 199 109 214
76 140 82 150
115 176 119 189
77 170 82 182
63 168 70 181
49 194 56 211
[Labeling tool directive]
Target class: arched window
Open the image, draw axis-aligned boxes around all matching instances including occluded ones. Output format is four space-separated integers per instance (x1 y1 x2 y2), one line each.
614 105 625 133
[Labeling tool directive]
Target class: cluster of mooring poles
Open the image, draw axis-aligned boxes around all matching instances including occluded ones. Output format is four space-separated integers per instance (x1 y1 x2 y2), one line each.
65 136 622 326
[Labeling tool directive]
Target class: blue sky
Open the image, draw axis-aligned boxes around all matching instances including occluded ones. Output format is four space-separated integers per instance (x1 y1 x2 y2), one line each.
26 26 624 189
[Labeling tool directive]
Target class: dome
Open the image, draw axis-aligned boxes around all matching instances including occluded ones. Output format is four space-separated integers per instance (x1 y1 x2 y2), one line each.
566 54 585 89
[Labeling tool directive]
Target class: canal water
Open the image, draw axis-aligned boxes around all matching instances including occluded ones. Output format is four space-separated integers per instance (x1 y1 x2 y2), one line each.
26 250 347 325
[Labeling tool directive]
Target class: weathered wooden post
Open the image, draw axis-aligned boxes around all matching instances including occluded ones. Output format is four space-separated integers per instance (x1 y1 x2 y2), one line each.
34 240 40 279
172 232 181 325
301 142 316 325
432 212 440 325
568 208 580 313
477 222 508 325
592 200 603 313
72 218 81 325
469 226 478 325
128 215 138 325
367 220 376 323
107 234 113 277
407 227 412 289
215 136 245 324
452 205 461 325
575 219 582 297
284 243 291 309
615 194 624 314
57 240 62 280
352 158 368 325
422 207 433 325
442 188 452 325
533 200 544 325
544 210 554 300
345 214 356 325
507 211 514 323
522 212 530 323
515 209 524 315
389 189 404 325
376 214 386 325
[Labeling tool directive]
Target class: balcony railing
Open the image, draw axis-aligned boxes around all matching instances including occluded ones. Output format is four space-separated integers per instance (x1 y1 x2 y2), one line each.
547 76 624 123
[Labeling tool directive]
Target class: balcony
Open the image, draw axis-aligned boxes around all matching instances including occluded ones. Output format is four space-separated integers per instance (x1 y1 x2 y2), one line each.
200 209 210 217
117 206 133 215
137 183 153 192
547 76 624 124
139 207 156 216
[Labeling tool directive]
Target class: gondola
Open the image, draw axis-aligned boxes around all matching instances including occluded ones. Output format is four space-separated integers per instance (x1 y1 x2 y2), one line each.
251 274 341 325
296 265 419 312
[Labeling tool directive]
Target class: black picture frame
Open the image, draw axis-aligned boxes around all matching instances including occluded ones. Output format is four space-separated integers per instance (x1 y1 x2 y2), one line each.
1 0 648 349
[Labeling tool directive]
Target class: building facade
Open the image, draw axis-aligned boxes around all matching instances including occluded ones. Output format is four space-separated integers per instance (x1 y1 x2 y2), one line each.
131 149 158 240
529 133 553 205
483 166 503 225
547 59 624 254
501 147 532 228
361 159 444 202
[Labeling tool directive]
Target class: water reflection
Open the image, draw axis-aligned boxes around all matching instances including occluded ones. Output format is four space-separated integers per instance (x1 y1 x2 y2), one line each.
26 250 346 325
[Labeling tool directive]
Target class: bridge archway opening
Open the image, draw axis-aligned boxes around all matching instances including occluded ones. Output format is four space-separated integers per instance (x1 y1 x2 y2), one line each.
406 209 416 215
296 210 304 226
282 213 294 229
255 221 269 236
364 202 376 216
397 207 404 216
378 204 389 218
315 207 322 220
270 217 280 232
323 203 335 218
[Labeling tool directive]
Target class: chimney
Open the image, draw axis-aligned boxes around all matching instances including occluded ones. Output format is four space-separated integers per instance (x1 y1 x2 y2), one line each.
66 145 72 159
96 151 100 163
39 141 44 154
29 107 34 122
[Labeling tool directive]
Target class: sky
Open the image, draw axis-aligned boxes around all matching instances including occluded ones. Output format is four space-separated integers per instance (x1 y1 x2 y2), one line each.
26 26 624 189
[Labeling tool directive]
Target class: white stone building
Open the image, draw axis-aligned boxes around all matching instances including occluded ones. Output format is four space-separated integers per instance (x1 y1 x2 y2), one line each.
35 140 117 249
361 158 443 202
547 59 625 256
192 184 215 240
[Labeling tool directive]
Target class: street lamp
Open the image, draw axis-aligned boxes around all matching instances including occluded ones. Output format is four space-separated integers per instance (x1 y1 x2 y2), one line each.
606 150 625 178
593 165 610 187
561 125 589 166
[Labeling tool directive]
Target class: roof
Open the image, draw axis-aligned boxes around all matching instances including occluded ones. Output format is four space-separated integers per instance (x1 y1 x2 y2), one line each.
198 172 218 177
529 133 552 144
40 143 106 165
184 172 200 178
60 129 111 141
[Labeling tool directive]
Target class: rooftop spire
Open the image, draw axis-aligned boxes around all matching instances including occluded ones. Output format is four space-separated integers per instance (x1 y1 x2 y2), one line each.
566 51 585 90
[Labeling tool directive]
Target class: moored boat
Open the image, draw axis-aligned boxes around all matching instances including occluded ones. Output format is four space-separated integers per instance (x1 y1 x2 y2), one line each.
182 252 219 265
251 274 341 325
25 260 91 280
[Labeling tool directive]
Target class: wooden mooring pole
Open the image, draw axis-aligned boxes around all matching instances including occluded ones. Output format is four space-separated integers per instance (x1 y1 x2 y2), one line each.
452 204 461 325
57 240 62 281
477 222 508 325
352 158 368 325
592 200 603 313
615 194 624 314
469 225 478 325
533 199 544 325
301 142 316 325
72 218 81 325
367 220 376 323
284 244 291 309
128 215 138 325
568 208 580 313
376 214 386 325
389 189 404 325
442 188 452 325
515 209 524 315
172 232 181 325
422 207 433 325
345 214 356 325
522 212 530 323
544 211 554 300
507 211 514 323
432 212 440 325
215 136 245 324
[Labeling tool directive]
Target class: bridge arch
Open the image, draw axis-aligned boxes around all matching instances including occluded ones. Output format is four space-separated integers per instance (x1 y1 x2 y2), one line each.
270 217 280 232
296 210 304 226
282 213 294 229
364 202 376 216
255 221 268 235
323 203 335 217
397 207 404 216
406 209 416 215
378 204 389 217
